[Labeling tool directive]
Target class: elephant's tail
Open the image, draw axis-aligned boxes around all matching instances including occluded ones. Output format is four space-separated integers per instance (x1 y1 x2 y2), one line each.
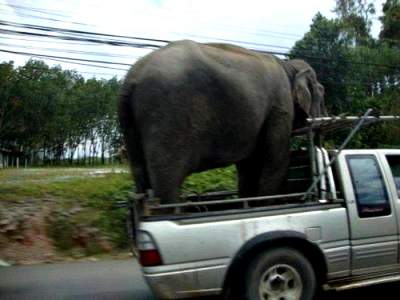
118 79 150 193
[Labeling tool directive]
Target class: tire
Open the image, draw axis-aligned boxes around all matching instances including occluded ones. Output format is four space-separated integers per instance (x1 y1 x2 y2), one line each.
243 247 316 300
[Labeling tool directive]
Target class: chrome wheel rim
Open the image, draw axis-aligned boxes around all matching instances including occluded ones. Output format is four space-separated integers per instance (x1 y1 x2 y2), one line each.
258 264 302 300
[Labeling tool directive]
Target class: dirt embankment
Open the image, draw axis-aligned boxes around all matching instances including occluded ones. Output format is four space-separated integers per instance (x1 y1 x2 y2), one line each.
0 167 134 265
0 199 55 264
0 198 127 265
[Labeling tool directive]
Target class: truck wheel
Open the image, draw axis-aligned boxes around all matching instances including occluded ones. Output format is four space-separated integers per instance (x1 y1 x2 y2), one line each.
244 247 316 300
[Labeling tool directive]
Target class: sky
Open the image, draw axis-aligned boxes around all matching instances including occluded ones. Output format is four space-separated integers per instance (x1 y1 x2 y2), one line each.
0 0 386 80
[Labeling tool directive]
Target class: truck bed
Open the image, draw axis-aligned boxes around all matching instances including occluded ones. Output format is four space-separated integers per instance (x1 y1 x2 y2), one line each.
133 148 335 219
140 200 343 222
139 199 349 299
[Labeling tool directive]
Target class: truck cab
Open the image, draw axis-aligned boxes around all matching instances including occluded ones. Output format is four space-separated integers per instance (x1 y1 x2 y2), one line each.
335 149 400 276
130 114 400 300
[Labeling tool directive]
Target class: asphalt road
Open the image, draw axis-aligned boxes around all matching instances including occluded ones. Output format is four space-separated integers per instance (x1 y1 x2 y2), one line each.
0 259 152 300
0 259 398 299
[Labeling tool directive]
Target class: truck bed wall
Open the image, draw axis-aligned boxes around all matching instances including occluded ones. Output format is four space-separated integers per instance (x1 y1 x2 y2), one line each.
141 203 350 280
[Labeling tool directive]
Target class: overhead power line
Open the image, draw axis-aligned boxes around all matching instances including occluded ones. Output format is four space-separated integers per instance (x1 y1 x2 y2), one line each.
0 34 95 46
0 10 89 26
1 4 305 44
0 20 169 44
38 57 129 72
0 28 160 49
79 70 122 77
1 19 399 71
187 34 292 50
0 19 297 51
0 48 132 68
0 3 91 26
1 19 399 80
0 41 139 59
3 3 71 18
2 48 390 87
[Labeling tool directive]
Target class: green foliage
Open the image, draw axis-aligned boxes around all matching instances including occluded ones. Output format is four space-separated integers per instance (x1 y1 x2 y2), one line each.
46 211 75 250
291 2 400 149
1 167 133 253
46 207 112 255
1 166 237 253
380 0 400 44
333 0 376 46
43 173 133 249
0 60 122 166
182 166 237 194
290 13 350 114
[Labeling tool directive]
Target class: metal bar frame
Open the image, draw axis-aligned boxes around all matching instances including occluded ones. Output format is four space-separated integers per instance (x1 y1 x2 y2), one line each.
308 128 318 199
293 115 400 135
146 192 307 210
302 109 374 200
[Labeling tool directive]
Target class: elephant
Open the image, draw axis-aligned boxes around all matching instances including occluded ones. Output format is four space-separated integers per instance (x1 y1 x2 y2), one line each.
118 40 326 204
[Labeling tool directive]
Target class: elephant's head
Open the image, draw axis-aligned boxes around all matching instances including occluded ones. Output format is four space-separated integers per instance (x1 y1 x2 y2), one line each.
284 59 327 127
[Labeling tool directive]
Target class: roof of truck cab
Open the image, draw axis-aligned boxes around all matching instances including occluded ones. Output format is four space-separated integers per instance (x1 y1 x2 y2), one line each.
337 149 400 155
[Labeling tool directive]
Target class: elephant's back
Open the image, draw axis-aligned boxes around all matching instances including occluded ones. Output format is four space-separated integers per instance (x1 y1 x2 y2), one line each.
129 39 284 118
125 40 291 169
130 39 283 88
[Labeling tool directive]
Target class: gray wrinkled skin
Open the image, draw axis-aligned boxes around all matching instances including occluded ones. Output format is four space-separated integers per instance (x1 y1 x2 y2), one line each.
118 40 326 204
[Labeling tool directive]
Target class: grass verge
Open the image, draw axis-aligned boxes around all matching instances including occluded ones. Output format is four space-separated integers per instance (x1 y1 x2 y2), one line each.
0 166 237 259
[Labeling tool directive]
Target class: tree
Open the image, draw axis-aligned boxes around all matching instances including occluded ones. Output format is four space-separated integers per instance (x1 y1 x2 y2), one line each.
0 59 123 167
334 0 376 46
97 77 120 164
380 0 400 45
291 3 400 148
290 13 351 114
0 61 17 146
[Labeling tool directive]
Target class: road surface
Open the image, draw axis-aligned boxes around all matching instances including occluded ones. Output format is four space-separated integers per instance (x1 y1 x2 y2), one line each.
0 259 152 300
0 259 398 299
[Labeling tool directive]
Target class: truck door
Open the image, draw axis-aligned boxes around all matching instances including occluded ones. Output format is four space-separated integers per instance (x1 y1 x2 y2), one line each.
344 153 398 275
382 154 400 265
384 155 400 200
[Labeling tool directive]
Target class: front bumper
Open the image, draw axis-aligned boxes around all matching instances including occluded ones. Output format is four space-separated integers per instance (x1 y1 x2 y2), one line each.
143 260 228 299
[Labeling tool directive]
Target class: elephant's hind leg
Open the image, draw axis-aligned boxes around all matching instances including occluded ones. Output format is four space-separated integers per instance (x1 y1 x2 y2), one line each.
257 111 292 202
145 149 189 205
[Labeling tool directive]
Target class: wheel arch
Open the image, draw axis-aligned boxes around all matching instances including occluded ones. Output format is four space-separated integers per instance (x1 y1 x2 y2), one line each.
222 230 328 297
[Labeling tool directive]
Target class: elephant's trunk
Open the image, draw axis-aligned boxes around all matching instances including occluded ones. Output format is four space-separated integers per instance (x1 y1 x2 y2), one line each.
311 82 327 118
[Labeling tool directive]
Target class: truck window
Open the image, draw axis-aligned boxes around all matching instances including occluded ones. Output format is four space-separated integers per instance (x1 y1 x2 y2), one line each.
347 155 390 218
386 155 400 198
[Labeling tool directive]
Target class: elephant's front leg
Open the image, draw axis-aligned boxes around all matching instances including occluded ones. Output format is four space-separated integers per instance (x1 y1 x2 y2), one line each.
257 111 292 202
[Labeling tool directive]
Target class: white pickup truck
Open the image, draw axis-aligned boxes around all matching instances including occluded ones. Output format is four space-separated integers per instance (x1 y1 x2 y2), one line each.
128 114 400 300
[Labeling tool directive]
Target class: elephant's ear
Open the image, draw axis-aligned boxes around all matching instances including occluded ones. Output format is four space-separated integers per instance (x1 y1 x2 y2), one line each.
293 68 313 116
